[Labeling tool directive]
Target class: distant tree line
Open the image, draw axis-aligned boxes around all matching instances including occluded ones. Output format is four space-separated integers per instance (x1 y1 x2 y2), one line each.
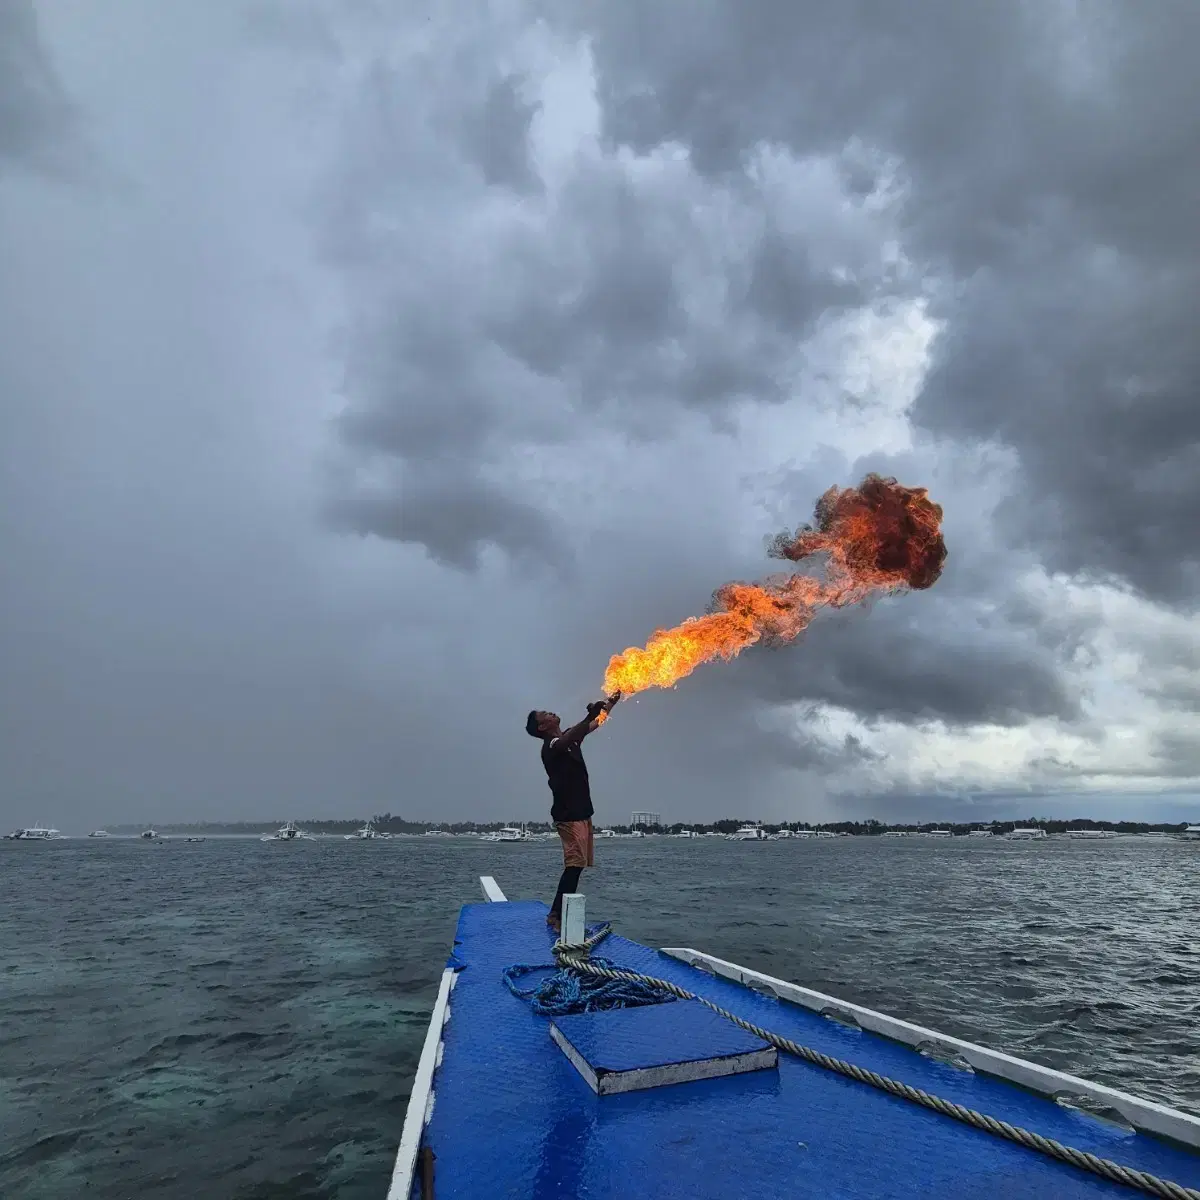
106 814 1192 836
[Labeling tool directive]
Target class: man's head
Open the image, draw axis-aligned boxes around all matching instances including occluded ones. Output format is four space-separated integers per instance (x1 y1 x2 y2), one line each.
525 709 560 739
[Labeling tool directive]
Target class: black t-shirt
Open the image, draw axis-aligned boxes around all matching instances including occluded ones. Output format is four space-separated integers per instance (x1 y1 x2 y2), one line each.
540 736 594 823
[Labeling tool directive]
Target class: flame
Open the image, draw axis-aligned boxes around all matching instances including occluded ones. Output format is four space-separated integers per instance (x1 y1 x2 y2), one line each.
602 474 946 697
594 709 609 726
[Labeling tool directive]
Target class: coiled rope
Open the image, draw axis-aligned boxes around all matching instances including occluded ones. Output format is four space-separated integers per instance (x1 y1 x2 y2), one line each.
513 924 1200 1200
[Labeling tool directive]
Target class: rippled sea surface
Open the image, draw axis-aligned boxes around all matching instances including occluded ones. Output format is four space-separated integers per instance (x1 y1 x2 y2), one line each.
3 835 1199 1198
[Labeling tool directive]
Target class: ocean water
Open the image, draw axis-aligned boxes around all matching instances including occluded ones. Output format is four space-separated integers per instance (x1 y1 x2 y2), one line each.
2 835 1199 1198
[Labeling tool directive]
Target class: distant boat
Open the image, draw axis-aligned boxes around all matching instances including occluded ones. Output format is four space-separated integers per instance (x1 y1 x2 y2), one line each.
140 828 158 840
424 829 452 837
346 822 382 841
4 825 64 840
926 830 952 837
88 830 110 839
675 829 700 838
730 824 764 841
968 830 993 837
1178 825 1200 842
1006 828 1047 840
480 827 530 843
1066 830 1117 840
185 837 206 843
596 828 616 839
261 820 313 843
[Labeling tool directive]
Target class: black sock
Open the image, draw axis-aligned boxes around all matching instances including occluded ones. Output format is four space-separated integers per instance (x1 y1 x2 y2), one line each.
551 866 583 918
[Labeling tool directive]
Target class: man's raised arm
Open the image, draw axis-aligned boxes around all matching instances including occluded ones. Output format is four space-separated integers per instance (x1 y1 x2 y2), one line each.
552 693 621 749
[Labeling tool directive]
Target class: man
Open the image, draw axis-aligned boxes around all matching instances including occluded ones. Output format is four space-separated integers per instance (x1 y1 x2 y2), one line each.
526 692 621 933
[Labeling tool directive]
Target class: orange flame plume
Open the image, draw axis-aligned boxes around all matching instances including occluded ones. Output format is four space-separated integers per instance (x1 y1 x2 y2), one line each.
601 475 946 697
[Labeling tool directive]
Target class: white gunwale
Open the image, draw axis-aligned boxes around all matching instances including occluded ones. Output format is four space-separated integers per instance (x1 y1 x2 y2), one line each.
385 968 457 1200
661 947 1200 1150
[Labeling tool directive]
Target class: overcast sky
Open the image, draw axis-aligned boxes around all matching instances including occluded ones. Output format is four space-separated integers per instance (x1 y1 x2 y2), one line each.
2 1 1197 829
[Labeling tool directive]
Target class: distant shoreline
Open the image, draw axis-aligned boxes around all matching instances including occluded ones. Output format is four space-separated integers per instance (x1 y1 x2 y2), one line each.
98 817 1194 837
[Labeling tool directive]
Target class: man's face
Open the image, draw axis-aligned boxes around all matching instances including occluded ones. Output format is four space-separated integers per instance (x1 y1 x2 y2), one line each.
537 711 560 736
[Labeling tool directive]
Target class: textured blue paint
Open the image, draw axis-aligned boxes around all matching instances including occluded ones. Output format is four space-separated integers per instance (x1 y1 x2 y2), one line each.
552 999 773 1076
417 901 1200 1199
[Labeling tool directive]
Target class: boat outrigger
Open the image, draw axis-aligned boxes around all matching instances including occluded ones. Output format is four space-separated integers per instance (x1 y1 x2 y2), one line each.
388 875 1200 1199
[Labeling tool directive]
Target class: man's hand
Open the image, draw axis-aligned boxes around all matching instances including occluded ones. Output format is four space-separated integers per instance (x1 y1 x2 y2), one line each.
559 695 620 749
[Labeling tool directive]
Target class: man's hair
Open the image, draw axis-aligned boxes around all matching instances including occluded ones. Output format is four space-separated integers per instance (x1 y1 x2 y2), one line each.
525 710 542 738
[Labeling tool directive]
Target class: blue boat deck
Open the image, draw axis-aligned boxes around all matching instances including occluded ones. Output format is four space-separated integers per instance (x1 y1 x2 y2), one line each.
396 895 1200 1199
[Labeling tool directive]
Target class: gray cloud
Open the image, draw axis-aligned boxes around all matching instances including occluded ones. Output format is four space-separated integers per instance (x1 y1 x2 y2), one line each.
559 0 1200 606
458 74 542 193
0 2 74 174
2 0 1197 832
316 23 908 568
328 473 567 572
722 602 1079 729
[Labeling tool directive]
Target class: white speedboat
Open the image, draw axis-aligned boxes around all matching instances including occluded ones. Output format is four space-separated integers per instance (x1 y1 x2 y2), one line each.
345 822 381 841
88 830 110 838
926 830 952 837
1006 827 1047 840
1178 825 1200 842
596 828 616 839
4 825 64 840
424 829 452 837
1066 830 1117 840
815 830 837 839
675 829 700 838
495 826 528 843
261 820 313 842
140 828 158 840
968 829 993 837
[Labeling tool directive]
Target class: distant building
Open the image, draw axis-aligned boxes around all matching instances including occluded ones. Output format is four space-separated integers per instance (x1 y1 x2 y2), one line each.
631 811 662 828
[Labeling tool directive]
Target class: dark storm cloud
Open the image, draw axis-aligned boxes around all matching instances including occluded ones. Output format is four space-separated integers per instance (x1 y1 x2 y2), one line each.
458 74 542 193
328 473 566 572
0 1 73 174
722 601 1079 729
319 28 902 569
6 0 1191 832
556 0 1200 606
744 226 864 334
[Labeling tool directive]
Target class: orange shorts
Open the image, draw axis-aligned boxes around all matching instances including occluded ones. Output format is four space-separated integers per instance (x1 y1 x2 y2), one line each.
556 819 594 868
